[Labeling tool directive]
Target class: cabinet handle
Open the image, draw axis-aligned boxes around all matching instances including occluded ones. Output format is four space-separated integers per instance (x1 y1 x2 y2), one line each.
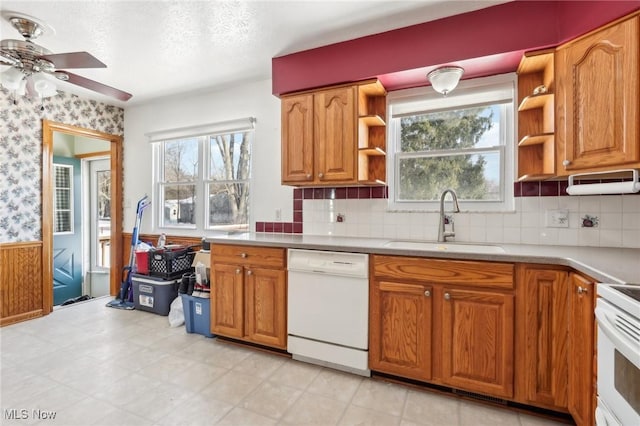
444 292 451 301
240 252 248 258
577 286 588 295
424 290 431 297
247 270 253 276
306 173 312 180
318 172 324 179
235 268 241 274
563 160 571 167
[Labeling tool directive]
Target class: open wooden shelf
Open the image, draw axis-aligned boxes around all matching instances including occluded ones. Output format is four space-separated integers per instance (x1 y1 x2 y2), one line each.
359 115 385 126
518 133 554 147
518 173 555 182
357 179 386 185
359 146 386 156
518 93 554 111
517 49 556 181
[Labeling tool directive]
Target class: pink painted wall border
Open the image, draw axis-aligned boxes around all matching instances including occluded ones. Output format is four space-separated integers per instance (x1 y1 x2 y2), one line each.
272 0 640 95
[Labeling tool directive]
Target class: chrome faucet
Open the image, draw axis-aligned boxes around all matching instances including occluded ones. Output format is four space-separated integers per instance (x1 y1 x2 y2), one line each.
438 189 460 242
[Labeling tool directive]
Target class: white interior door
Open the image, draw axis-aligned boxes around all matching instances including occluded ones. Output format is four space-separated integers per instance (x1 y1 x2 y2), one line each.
87 158 111 297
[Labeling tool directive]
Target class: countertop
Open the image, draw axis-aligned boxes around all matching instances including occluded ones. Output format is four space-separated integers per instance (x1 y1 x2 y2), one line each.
205 233 640 284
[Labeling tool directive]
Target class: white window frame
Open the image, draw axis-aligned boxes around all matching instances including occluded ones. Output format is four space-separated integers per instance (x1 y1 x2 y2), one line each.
148 117 256 233
53 163 74 235
387 73 516 212
154 137 203 230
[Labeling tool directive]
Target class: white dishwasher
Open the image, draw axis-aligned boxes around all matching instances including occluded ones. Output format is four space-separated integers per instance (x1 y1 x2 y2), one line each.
287 249 370 376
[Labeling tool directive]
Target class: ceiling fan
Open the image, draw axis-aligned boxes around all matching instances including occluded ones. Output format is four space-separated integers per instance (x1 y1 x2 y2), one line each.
0 11 132 101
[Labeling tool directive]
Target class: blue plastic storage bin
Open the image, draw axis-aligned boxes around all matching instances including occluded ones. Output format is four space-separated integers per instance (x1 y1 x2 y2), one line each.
181 294 214 338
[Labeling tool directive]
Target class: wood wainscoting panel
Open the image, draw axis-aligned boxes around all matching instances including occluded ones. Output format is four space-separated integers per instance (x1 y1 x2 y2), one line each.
0 242 44 326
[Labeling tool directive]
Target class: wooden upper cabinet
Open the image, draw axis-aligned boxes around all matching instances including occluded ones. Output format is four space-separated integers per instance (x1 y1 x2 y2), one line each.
556 14 640 175
314 86 357 183
568 273 596 426
281 79 387 186
514 265 569 411
281 94 314 183
440 287 514 399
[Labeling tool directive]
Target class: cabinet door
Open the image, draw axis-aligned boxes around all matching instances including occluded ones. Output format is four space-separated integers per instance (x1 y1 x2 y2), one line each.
244 267 287 349
440 287 514 398
515 266 569 410
210 263 244 338
281 94 314 183
369 280 432 381
556 16 640 174
568 274 595 426
314 86 357 183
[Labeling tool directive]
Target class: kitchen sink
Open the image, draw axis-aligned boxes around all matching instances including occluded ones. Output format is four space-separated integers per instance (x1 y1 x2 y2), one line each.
383 240 506 254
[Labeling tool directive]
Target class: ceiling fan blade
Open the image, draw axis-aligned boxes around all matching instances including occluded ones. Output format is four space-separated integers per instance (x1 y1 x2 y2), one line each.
62 71 132 101
40 52 106 69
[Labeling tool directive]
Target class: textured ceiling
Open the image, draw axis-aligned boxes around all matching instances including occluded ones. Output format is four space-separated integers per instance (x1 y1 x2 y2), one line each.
0 1 509 107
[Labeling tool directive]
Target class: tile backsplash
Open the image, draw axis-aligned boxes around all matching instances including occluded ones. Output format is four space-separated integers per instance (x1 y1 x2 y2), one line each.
257 184 640 249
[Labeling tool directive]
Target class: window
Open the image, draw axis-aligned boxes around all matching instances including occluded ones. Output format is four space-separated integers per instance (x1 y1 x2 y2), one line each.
387 74 515 211
54 164 73 234
150 118 255 232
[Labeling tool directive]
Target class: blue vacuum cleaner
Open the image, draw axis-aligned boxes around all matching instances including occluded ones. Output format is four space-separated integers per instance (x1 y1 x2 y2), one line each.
106 195 151 310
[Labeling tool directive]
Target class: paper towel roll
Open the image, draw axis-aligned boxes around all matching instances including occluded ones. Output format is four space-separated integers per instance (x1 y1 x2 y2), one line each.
566 181 640 195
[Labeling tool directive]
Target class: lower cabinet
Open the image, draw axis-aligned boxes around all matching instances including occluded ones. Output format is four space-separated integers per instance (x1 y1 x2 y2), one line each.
369 280 433 381
568 272 596 426
439 286 514 398
210 244 287 349
514 264 570 411
370 255 515 399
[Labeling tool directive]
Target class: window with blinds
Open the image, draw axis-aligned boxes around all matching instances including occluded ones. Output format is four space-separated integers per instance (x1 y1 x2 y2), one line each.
54 164 73 234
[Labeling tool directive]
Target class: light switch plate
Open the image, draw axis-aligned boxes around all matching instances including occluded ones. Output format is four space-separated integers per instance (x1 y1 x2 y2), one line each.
546 209 569 228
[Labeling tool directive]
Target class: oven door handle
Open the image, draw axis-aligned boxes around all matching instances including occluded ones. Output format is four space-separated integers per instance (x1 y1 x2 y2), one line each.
595 307 640 368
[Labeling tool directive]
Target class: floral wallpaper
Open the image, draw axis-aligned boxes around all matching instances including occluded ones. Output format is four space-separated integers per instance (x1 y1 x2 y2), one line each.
0 88 124 243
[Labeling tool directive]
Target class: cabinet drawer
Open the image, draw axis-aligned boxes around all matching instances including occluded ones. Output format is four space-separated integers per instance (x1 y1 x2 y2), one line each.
372 255 514 289
211 244 286 268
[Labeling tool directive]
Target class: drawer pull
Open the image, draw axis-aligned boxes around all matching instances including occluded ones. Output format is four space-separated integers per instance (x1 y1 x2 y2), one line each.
577 286 588 295
424 290 431 297
444 292 451 301
240 253 248 258
247 270 253 276
235 268 241 274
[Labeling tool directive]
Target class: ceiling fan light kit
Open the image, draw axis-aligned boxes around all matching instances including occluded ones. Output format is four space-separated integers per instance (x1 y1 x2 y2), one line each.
0 11 132 102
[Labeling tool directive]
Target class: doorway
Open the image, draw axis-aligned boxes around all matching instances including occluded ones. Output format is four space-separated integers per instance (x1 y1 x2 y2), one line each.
87 157 112 298
42 121 123 312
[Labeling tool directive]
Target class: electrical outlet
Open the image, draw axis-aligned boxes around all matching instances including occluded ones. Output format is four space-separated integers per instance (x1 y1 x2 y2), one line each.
275 208 282 221
546 209 569 228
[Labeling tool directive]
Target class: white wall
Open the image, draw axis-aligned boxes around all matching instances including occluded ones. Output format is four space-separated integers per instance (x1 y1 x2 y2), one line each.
123 78 291 235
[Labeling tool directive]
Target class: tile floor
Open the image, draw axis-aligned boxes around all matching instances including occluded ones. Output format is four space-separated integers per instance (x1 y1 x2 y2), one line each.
1 297 568 426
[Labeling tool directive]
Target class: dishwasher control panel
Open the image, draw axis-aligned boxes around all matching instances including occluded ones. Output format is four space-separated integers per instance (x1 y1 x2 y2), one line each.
287 249 368 278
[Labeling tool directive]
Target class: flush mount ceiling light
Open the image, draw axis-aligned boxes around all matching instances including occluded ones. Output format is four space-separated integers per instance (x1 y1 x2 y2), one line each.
427 66 464 96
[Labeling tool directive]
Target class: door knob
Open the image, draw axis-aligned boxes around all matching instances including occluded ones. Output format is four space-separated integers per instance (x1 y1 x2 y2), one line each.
247 270 253 276
424 290 431 297
444 292 451 301
577 286 588 295
306 173 312 179
235 268 241 274
563 160 571 167
240 252 248 258
318 172 324 179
